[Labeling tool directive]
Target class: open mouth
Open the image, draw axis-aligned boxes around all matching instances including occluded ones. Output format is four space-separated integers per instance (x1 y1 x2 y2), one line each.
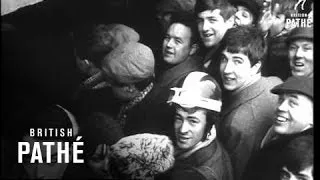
164 49 174 56
275 114 289 124
202 32 214 38
293 61 304 67
177 136 190 143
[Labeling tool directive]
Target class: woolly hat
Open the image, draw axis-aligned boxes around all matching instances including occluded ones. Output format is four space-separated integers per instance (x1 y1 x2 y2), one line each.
168 71 222 112
109 133 175 179
88 23 140 57
286 27 313 44
271 76 313 100
101 42 155 84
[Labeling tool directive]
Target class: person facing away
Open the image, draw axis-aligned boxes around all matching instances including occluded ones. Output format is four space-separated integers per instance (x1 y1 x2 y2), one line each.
157 71 233 180
243 76 313 180
216 26 282 180
194 0 236 84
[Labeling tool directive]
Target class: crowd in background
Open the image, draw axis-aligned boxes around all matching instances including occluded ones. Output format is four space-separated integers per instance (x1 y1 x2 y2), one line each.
1 0 313 179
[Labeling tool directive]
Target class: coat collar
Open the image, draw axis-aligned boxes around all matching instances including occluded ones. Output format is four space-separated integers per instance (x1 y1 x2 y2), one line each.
156 55 203 87
221 76 265 117
176 140 220 167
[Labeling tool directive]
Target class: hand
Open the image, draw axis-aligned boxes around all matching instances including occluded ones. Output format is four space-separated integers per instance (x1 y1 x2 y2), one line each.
259 3 281 33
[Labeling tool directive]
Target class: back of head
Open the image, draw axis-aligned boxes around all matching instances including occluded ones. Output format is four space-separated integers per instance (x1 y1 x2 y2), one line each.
101 42 155 85
195 0 236 21
282 135 313 173
220 26 267 67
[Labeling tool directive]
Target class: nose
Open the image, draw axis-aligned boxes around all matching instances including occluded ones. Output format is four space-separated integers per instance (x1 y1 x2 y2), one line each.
179 121 190 134
202 20 210 32
295 47 304 58
166 38 174 49
277 99 289 112
222 60 234 74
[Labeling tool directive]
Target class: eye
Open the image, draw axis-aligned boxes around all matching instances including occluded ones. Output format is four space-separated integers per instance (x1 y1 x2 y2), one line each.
233 59 243 65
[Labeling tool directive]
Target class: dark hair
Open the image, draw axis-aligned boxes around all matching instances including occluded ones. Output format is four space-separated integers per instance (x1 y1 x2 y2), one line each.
271 0 299 18
282 135 313 173
169 11 200 45
220 26 267 68
195 0 236 21
203 110 220 140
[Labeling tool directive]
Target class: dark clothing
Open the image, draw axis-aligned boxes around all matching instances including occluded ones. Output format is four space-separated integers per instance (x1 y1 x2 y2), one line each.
125 55 203 138
262 34 291 81
242 128 313 180
158 140 233 180
200 44 223 87
217 76 282 180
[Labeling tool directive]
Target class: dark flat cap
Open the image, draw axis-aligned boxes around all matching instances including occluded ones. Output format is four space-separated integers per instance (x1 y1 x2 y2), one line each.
286 27 313 44
271 76 313 100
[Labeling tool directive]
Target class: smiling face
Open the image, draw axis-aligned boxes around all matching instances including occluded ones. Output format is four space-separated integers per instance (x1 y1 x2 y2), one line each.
288 39 314 78
174 106 207 151
197 9 234 48
162 23 194 65
220 49 260 92
274 93 313 135
234 6 254 26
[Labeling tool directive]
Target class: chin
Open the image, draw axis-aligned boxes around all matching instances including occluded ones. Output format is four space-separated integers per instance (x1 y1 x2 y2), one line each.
273 125 290 135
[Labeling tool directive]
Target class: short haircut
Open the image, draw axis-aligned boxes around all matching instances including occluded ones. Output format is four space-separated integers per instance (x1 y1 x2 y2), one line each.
169 11 200 45
195 0 236 21
220 26 267 67
282 135 313 173
271 0 299 18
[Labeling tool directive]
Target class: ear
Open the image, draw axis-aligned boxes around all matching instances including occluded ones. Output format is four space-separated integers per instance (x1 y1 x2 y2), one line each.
251 61 262 74
189 43 199 56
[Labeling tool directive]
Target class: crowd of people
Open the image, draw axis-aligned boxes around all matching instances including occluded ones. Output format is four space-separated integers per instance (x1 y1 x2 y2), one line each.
1 0 313 179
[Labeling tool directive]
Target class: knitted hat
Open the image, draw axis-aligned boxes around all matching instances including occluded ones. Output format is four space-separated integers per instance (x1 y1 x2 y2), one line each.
271 76 313 100
230 0 262 24
167 71 222 112
101 42 155 84
109 133 175 179
286 27 313 44
88 23 140 57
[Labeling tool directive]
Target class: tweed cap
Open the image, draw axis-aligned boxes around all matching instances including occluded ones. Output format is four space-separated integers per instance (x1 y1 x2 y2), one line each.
88 23 140 58
101 42 155 84
286 27 313 44
271 76 313 100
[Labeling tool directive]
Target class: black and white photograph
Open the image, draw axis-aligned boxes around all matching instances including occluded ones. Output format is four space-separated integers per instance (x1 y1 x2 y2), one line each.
1 0 313 179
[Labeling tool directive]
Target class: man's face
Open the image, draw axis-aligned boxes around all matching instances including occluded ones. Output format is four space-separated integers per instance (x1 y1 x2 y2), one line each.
162 23 193 65
197 9 233 48
220 49 259 92
22 135 69 179
289 39 314 78
234 6 254 26
274 93 313 135
174 106 207 151
280 166 313 180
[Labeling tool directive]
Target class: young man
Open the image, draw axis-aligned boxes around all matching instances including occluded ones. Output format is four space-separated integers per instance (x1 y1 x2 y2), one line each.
231 0 262 27
194 0 236 83
159 71 233 180
243 76 313 180
217 26 282 180
279 136 313 180
287 27 313 78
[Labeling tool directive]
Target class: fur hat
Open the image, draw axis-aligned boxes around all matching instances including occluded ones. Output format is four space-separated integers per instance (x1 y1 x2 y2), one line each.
109 133 175 179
